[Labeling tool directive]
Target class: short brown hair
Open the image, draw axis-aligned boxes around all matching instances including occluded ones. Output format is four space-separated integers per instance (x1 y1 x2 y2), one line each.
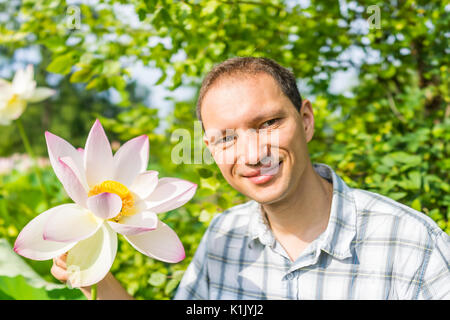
196 57 303 123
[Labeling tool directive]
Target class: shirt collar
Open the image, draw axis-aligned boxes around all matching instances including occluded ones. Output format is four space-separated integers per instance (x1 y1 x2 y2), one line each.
248 200 276 248
247 163 357 260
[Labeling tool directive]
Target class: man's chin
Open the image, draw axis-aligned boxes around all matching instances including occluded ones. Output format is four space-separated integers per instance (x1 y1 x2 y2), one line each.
242 183 287 205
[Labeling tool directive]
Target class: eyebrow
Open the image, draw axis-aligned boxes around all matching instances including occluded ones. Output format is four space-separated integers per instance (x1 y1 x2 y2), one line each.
207 106 286 135
247 107 286 125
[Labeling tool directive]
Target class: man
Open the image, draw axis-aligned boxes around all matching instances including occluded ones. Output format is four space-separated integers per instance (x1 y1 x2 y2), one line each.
52 57 450 299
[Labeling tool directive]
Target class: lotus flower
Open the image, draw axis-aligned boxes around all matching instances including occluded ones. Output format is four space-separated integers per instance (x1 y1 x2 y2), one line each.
0 65 55 125
14 120 197 287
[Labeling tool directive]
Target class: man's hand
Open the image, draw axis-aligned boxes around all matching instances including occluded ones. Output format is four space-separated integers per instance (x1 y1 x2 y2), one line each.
51 253 69 282
50 253 134 300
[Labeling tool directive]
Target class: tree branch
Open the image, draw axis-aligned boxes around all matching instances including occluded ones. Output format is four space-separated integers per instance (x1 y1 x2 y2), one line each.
386 90 407 123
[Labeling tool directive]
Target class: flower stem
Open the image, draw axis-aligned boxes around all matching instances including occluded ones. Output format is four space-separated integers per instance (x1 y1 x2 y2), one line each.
15 118 50 208
91 283 97 300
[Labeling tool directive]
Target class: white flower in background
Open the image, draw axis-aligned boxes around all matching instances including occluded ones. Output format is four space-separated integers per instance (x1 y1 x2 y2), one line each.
0 65 55 125
0 154 50 175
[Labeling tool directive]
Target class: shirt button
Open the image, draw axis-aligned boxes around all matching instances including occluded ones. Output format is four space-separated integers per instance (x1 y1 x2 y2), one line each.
286 273 294 280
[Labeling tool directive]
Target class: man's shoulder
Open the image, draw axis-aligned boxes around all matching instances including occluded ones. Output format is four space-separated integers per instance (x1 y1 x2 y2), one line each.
352 188 447 243
206 200 256 241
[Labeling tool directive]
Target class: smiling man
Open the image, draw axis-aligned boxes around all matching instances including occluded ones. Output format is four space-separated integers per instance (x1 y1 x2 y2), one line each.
173 57 450 300
51 57 449 300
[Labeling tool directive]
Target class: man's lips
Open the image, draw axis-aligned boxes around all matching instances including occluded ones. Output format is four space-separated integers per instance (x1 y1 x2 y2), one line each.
242 161 282 185
242 169 262 178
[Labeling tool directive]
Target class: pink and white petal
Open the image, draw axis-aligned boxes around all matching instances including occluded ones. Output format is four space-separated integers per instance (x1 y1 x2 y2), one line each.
14 204 78 261
133 198 150 213
124 220 185 263
66 223 117 288
87 192 122 220
28 87 56 103
58 157 88 208
84 119 114 188
130 170 158 200
144 178 197 214
45 131 87 188
107 211 157 236
60 156 89 191
43 205 102 243
113 135 149 186
77 148 84 157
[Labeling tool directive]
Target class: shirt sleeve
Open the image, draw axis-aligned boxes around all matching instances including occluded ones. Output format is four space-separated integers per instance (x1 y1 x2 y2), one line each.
173 224 212 300
417 231 450 299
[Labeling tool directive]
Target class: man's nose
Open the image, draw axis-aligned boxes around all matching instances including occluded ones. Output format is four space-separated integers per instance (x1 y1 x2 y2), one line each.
236 130 268 165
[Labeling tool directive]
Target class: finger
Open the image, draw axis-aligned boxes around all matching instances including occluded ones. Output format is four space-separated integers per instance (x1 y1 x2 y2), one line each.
54 255 67 269
51 264 68 282
59 252 68 262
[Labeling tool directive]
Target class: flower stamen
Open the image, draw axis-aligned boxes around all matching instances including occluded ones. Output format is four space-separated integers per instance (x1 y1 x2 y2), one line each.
88 180 135 222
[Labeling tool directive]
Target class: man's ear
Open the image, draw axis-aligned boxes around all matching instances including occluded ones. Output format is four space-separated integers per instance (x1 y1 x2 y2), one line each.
301 99 315 143
203 134 210 148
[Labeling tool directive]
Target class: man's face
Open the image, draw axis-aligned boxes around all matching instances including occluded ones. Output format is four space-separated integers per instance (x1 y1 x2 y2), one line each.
201 73 315 205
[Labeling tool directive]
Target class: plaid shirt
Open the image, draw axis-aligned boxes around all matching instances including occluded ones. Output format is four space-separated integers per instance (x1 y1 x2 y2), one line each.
174 163 450 300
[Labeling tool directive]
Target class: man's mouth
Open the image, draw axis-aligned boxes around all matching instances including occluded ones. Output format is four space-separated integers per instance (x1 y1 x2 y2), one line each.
242 160 283 185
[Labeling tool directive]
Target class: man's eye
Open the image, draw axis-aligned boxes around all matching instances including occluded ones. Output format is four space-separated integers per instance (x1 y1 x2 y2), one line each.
220 135 234 143
260 118 279 129
215 135 235 145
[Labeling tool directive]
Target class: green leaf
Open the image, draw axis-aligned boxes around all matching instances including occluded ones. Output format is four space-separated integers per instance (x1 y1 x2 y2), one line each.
200 177 220 191
70 68 93 83
411 198 421 211
0 238 62 290
155 72 167 85
103 60 121 75
199 209 211 223
172 270 185 281
160 8 172 23
85 78 100 90
0 275 50 299
144 0 158 13
86 77 108 91
0 289 14 300
46 52 77 75
164 278 179 295
381 156 395 167
196 168 213 178
428 208 443 221
389 152 422 166
388 192 407 200
0 239 85 300
137 8 147 21
148 272 167 287
217 195 229 209
407 171 422 190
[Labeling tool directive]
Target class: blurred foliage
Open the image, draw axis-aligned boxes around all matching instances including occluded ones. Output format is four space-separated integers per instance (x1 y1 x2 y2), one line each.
0 0 448 300
0 238 85 299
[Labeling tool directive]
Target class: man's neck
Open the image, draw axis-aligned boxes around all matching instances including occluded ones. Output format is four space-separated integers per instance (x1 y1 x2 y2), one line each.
261 163 333 259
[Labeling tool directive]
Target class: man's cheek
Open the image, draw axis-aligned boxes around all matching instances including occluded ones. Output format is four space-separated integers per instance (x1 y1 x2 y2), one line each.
212 149 237 166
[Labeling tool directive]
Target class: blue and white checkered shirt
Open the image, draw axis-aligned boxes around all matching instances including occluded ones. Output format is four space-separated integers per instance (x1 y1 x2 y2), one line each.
174 163 450 300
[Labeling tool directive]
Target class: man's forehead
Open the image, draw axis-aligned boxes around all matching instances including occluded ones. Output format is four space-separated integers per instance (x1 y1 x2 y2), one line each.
201 75 289 130
208 72 283 96
203 104 286 133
